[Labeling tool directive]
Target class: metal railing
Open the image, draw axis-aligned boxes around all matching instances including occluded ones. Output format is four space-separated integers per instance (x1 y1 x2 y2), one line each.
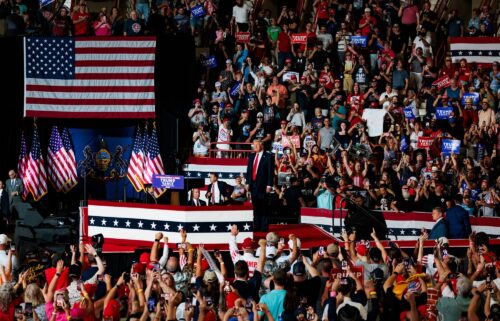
206 142 255 159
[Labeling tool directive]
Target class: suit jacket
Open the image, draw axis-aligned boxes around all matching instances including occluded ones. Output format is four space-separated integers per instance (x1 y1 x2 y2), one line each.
429 218 448 240
246 151 274 199
206 181 231 205
5 178 23 205
187 199 207 206
0 190 9 217
445 205 472 239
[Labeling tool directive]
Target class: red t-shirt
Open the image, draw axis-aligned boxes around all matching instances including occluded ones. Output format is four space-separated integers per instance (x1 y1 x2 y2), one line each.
72 12 91 36
277 31 291 53
45 267 69 290
359 16 376 36
0 296 22 320
316 1 329 19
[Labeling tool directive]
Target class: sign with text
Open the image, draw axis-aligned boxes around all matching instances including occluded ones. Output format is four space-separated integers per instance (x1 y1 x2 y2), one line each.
351 36 367 47
441 139 461 155
152 174 185 190
201 55 217 69
291 33 308 44
191 4 206 18
283 71 300 82
330 266 365 287
432 76 451 89
403 107 415 119
230 82 242 97
235 32 251 43
461 92 480 106
417 137 434 149
436 107 453 120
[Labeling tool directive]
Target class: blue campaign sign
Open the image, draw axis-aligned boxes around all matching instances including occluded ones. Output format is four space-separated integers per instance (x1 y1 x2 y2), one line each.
201 55 217 69
230 82 241 97
441 139 461 155
191 4 206 17
351 36 367 48
403 107 415 119
436 107 453 120
461 92 479 106
153 175 185 189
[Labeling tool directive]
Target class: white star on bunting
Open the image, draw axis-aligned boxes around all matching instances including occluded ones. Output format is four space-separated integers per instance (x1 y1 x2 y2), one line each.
164 223 170 230
101 219 107 226
90 218 95 225
177 224 184 231
138 221 144 228
243 223 250 231
113 220 119 227
125 220 131 227
209 224 217 231
193 224 200 231
151 222 157 229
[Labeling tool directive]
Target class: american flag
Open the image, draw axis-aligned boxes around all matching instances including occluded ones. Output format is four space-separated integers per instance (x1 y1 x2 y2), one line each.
26 127 48 201
17 132 30 200
61 127 78 192
144 126 166 198
450 37 500 64
47 126 73 192
127 125 146 192
24 37 156 119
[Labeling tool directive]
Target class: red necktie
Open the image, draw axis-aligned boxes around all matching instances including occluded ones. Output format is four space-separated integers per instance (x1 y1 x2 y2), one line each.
252 153 260 181
211 184 215 205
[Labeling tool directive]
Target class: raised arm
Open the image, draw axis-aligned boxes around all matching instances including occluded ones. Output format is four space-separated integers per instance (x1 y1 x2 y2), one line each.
150 232 164 262
44 260 64 303
158 236 170 268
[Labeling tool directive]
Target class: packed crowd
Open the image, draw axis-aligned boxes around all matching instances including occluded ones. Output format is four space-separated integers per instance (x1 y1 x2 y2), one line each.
0 225 498 321
189 0 500 219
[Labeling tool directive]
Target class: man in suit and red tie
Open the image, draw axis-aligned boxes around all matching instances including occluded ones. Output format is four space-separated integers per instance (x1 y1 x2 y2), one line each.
205 173 231 205
188 188 207 206
246 139 274 231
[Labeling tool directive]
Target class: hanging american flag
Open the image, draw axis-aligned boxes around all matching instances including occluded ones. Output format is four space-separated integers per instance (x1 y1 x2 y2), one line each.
61 127 78 192
26 127 48 201
17 132 30 200
24 37 156 119
144 126 166 198
450 37 500 64
127 125 146 192
47 126 72 192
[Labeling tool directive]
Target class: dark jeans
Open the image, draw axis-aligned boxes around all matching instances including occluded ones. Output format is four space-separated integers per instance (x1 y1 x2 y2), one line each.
252 196 269 231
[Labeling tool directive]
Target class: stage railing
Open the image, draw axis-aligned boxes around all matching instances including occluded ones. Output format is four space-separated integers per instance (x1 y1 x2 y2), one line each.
207 142 255 159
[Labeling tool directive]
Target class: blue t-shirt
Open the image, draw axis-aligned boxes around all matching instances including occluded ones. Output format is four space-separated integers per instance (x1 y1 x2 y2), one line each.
259 289 286 321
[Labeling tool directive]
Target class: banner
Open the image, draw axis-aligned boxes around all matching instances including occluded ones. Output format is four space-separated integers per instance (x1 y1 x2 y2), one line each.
229 82 242 97
442 139 461 155
351 36 367 48
432 76 451 89
282 71 300 82
461 92 479 106
435 107 453 120
417 137 434 149
291 33 308 44
235 32 251 43
403 107 415 120
191 4 206 17
330 266 364 287
201 55 218 69
152 175 184 189
450 37 500 64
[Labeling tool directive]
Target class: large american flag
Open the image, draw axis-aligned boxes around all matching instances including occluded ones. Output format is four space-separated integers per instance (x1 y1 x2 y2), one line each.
127 125 146 192
24 37 156 118
26 127 48 201
450 37 500 64
17 132 30 200
61 127 78 192
47 126 73 192
144 126 166 198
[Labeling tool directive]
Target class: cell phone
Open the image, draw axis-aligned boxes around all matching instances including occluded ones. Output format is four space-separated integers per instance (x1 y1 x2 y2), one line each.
56 294 64 307
132 262 139 274
214 249 220 257
223 280 231 294
97 274 104 282
341 260 348 270
123 273 131 283
204 296 213 306
177 243 187 250
24 302 33 318
279 237 285 244
10 243 15 251
14 305 22 318
152 263 160 272
147 297 157 312
442 249 448 259
76 281 82 292
318 246 325 256
246 297 253 309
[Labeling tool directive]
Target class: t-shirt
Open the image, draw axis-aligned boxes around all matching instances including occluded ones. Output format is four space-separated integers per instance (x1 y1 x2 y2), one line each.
124 18 145 36
277 31 292 53
267 25 281 41
294 276 322 307
259 289 286 321
45 267 70 291
377 193 394 211
319 126 335 150
362 109 386 137
72 12 91 36
232 4 250 23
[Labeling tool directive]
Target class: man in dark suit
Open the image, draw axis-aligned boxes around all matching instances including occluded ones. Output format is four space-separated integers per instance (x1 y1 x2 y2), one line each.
429 207 448 240
205 173 231 205
5 170 23 216
0 181 10 231
188 188 207 206
246 139 274 231
445 196 471 239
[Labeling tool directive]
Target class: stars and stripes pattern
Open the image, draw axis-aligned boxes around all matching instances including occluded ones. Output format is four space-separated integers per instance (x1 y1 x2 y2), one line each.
144 126 166 198
450 37 500 64
47 126 73 192
24 37 156 119
61 127 78 192
26 127 48 201
127 125 146 192
17 132 30 200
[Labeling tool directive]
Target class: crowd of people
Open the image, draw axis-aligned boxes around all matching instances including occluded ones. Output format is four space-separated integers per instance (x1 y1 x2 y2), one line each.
188 0 500 221
0 225 498 321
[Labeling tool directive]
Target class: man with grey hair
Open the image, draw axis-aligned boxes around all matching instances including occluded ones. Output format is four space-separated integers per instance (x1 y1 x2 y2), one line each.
436 276 472 321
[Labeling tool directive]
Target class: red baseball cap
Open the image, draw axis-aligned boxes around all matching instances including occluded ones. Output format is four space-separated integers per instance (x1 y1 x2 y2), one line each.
193 98 201 104
319 78 327 83
290 75 297 80
242 238 254 250
139 252 150 264
103 299 120 321
285 58 292 63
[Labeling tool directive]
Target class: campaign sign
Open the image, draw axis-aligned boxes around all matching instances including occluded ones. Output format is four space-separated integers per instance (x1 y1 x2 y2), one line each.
291 33 308 44
230 82 242 97
461 92 479 106
436 107 453 120
153 174 184 190
403 107 415 119
441 139 461 155
235 32 251 43
417 137 434 149
283 71 300 82
201 55 217 69
351 36 367 47
432 76 451 89
330 266 364 287
191 4 205 17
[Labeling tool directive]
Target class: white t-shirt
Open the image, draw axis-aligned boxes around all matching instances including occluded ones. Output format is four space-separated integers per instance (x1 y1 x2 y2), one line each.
362 109 387 137
193 132 210 155
0 251 19 270
413 35 433 57
232 4 250 24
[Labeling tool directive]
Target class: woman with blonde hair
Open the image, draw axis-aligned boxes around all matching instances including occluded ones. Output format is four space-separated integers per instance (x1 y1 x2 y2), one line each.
23 283 47 321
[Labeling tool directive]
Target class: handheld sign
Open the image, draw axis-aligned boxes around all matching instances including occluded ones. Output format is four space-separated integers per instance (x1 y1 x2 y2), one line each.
291 33 308 44
152 175 185 190
351 36 367 47
441 139 460 156
330 266 365 287
403 107 415 120
235 32 251 43
201 55 217 69
191 5 205 18
432 76 451 89
417 137 434 149
435 107 453 120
